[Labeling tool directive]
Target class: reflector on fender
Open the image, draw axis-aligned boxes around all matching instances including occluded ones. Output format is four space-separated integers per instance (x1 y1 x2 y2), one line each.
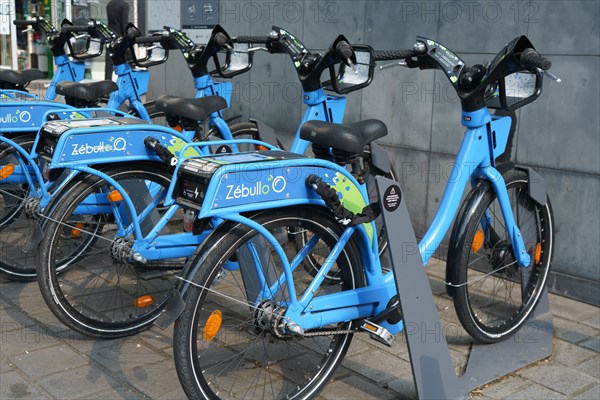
472 230 484 253
0 164 15 180
203 310 223 341
134 295 154 308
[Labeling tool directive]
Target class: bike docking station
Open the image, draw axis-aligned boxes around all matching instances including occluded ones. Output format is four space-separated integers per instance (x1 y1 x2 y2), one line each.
374 176 553 399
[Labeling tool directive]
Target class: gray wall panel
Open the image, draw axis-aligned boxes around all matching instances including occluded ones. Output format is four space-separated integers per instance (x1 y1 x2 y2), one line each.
362 67 436 152
539 168 600 282
437 0 529 53
302 0 366 48
517 56 600 174
526 0 600 56
364 0 439 50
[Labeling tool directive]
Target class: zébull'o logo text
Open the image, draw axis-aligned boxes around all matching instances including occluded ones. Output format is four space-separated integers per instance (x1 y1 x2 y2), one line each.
0 110 32 124
71 137 128 156
226 175 286 200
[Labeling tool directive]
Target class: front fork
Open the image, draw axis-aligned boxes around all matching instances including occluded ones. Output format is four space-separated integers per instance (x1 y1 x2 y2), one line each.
480 166 531 268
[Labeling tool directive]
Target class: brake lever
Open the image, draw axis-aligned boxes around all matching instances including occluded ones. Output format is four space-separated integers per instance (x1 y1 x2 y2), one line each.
540 69 561 84
379 61 408 71
21 28 35 34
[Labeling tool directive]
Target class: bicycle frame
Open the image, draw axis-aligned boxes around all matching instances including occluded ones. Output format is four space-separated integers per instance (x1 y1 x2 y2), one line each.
171 104 531 336
45 54 86 100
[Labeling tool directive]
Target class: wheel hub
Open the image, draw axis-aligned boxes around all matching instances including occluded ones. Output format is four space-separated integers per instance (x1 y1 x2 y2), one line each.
251 300 288 338
110 237 132 263
490 240 517 275
24 196 41 219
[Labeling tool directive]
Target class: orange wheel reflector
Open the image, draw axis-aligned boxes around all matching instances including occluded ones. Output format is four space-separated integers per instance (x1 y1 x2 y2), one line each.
174 125 183 132
203 310 223 341
107 190 124 202
534 243 542 264
0 164 15 180
70 223 85 238
257 145 269 151
472 230 485 253
134 295 154 308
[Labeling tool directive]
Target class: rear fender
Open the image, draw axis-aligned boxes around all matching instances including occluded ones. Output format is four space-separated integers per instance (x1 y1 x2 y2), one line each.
37 119 198 168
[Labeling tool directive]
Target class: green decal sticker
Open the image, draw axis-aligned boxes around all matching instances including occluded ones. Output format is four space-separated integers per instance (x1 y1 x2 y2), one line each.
331 172 374 243
167 138 200 159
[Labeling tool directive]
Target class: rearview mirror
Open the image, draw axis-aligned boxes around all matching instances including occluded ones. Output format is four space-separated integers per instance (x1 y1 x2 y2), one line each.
486 71 542 111
214 43 253 78
328 45 374 94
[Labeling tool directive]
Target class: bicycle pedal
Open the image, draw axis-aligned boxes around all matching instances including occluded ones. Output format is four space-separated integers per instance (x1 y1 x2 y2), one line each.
359 320 394 347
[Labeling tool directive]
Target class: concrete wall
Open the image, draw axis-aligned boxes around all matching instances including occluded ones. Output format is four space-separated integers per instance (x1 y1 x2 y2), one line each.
146 0 600 306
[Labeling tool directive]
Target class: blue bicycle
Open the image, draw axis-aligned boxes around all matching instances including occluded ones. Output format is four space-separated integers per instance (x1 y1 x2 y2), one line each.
31 27 396 339
169 35 557 399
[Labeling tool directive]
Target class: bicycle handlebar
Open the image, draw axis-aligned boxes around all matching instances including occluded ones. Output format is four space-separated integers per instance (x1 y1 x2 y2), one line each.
235 35 271 44
519 48 551 71
135 35 165 45
13 20 35 26
373 49 420 61
61 25 90 34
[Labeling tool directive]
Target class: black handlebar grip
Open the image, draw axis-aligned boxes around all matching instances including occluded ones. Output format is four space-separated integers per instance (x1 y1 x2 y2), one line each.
213 32 229 47
373 49 418 61
234 35 270 44
335 41 354 60
13 20 35 26
135 35 164 45
520 48 551 71
61 25 90 33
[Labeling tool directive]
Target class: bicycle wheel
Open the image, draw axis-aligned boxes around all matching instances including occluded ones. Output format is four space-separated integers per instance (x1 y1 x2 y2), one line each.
174 206 364 400
36 162 179 338
450 169 554 343
0 133 40 281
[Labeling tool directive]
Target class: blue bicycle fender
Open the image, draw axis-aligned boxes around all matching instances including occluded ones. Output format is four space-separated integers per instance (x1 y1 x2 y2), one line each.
37 118 198 168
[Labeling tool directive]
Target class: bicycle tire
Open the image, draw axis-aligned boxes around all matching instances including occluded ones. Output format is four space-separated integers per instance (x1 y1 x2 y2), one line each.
0 133 40 281
449 169 554 343
36 162 179 338
173 206 364 400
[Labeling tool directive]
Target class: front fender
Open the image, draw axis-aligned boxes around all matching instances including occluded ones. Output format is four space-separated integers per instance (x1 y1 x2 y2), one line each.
445 179 490 297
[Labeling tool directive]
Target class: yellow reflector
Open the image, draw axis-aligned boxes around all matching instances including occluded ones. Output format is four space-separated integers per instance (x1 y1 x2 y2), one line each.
472 230 484 253
534 243 542 264
134 295 154 308
107 190 124 202
0 164 15 180
70 223 85 238
203 310 223 341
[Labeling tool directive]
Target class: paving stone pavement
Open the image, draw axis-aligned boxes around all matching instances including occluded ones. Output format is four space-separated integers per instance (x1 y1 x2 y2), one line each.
1 259 598 400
